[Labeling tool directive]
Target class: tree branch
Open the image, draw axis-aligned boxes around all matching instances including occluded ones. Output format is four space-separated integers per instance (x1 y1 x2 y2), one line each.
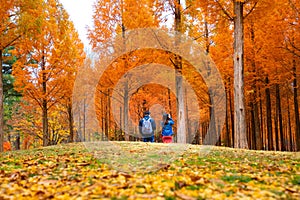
215 0 233 21
244 1 258 19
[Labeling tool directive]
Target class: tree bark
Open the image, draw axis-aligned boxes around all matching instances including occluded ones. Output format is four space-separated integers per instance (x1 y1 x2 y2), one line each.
250 24 262 150
275 83 284 151
225 83 230 147
123 78 129 141
265 76 273 150
174 0 187 143
67 98 74 143
287 92 293 151
292 59 300 151
0 50 3 152
233 1 248 148
229 78 234 147
42 54 49 146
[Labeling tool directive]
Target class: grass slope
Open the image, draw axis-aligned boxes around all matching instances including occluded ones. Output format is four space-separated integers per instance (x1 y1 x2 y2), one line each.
0 142 299 200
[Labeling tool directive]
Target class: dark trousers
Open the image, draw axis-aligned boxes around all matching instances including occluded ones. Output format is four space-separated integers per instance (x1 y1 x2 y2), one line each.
143 135 154 142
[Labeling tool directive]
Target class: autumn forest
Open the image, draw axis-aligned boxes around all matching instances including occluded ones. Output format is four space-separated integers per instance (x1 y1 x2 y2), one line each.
1 0 300 152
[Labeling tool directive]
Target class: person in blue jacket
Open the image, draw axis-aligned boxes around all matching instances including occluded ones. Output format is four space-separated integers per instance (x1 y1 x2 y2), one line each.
139 111 156 142
161 113 174 143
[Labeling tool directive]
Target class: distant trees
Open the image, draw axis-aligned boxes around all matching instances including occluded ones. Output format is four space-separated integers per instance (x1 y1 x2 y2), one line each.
87 0 300 151
1 0 300 151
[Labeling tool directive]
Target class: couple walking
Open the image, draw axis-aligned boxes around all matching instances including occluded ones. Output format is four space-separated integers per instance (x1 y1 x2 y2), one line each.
139 111 174 143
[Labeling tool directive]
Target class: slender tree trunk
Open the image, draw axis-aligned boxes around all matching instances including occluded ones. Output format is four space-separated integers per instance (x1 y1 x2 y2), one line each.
42 54 49 146
15 132 20 150
67 98 74 143
107 88 111 140
274 93 279 151
168 88 172 116
83 97 86 141
253 98 262 150
0 50 3 152
287 92 293 151
233 1 248 148
292 59 300 151
249 22 262 150
225 83 230 147
124 79 129 141
265 76 273 150
276 84 284 151
229 78 234 147
174 0 186 143
258 88 265 149
250 102 256 149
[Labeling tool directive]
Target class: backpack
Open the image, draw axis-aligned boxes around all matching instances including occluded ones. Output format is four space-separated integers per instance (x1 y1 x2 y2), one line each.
142 118 153 135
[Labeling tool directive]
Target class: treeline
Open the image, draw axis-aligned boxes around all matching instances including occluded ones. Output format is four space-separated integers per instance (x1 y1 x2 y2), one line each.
1 0 300 152
0 0 85 151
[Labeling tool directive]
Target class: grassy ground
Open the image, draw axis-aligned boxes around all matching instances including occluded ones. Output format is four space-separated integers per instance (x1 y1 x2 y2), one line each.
0 142 299 199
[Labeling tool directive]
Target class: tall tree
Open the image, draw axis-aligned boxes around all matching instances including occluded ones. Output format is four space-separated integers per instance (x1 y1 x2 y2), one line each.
0 0 42 151
13 0 84 146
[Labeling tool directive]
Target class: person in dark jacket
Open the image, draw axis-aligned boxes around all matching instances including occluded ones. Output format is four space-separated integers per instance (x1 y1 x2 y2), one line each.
161 113 174 143
139 111 156 142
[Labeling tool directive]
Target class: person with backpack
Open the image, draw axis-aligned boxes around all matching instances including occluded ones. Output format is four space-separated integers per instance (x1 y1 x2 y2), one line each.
161 113 174 143
139 111 156 142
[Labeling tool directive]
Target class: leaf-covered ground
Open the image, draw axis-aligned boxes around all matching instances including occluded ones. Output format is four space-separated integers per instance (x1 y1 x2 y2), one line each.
0 142 299 200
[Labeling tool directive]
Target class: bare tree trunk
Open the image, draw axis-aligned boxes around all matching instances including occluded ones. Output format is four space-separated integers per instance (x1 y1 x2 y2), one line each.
249 23 262 150
253 97 262 150
233 1 248 148
124 79 129 141
83 97 86 141
265 76 273 150
67 98 74 143
42 54 49 146
0 50 3 152
174 0 186 143
287 92 293 151
292 59 300 151
229 78 234 147
276 84 284 151
168 88 172 116
225 82 230 147
258 88 265 149
121 2 129 141
250 102 256 149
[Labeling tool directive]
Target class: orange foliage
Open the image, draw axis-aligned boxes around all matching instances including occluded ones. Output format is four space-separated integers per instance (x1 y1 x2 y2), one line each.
3 141 11 152
22 135 33 150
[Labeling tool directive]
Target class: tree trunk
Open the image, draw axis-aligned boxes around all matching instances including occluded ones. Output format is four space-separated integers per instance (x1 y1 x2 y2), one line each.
258 88 265 149
42 54 49 146
228 78 234 147
275 83 284 151
265 76 273 150
292 59 300 151
15 132 20 150
225 83 230 147
250 102 256 149
0 50 3 152
83 97 86 141
124 79 129 141
253 98 262 150
233 1 248 148
287 92 293 151
67 98 74 143
174 0 187 143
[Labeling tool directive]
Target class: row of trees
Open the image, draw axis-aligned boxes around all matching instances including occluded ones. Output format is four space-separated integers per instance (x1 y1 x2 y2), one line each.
0 0 85 151
1 0 300 152
78 0 300 151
